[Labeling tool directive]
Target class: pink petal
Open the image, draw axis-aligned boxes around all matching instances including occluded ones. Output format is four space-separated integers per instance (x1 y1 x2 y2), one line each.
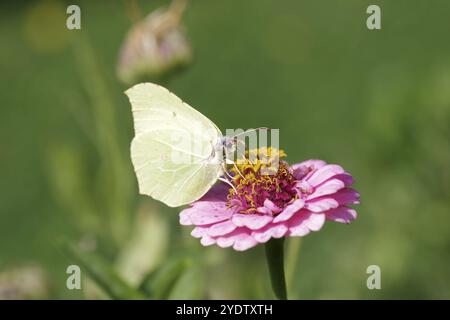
291 160 327 171
233 233 259 251
264 199 282 214
287 211 325 235
306 164 345 187
191 226 209 238
288 224 310 237
305 198 339 212
207 220 237 237
232 214 273 230
187 202 233 225
213 229 259 251
296 180 313 194
307 179 345 200
305 188 360 212
257 200 283 215
273 199 305 223
179 210 192 225
333 188 360 205
200 235 216 246
256 206 271 215
216 236 235 248
304 213 326 231
333 173 354 186
326 207 357 224
287 213 311 236
291 160 327 180
251 224 288 243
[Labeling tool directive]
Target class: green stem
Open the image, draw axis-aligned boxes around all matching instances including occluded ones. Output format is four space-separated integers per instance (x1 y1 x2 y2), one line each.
265 238 287 300
286 237 302 296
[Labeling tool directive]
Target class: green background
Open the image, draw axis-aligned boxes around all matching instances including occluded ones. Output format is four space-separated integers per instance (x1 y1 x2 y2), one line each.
0 0 449 299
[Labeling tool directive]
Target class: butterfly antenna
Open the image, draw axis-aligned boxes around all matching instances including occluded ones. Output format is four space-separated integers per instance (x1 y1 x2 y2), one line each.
230 127 270 139
233 138 255 167
232 128 270 166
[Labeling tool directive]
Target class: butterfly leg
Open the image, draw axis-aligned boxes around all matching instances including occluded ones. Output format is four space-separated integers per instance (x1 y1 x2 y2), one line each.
232 161 246 180
218 177 237 194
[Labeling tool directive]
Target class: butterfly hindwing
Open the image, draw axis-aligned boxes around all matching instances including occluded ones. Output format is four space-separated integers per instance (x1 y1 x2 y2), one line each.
126 83 223 207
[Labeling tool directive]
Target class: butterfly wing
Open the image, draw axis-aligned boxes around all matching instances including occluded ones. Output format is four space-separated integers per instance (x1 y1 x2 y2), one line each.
126 83 223 207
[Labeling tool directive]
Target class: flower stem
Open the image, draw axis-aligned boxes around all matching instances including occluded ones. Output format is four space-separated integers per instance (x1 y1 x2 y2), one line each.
286 237 302 296
265 238 287 300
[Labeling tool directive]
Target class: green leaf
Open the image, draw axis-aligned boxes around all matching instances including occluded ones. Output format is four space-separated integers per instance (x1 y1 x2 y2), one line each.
139 256 190 299
167 265 205 299
115 204 169 287
63 243 145 300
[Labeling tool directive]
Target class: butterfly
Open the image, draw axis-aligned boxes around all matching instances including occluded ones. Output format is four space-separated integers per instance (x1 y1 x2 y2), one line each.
126 83 234 207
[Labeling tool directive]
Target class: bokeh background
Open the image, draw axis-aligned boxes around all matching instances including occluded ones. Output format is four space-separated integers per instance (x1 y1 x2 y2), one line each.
1 0 449 299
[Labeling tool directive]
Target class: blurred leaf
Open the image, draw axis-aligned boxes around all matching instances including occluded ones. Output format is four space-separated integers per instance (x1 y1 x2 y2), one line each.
115 202 169 286
45 142 99 233
139 256 190 299
72 35 134 246
63 243 144 300
167 264 205 299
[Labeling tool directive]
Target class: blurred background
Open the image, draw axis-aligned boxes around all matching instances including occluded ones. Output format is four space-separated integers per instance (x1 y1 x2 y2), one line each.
0 0 449 299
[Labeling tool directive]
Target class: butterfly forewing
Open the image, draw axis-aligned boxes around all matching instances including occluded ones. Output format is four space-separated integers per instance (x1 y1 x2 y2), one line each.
126 83 223 207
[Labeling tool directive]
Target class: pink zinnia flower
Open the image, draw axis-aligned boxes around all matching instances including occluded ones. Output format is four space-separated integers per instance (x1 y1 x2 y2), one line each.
179 150 360 251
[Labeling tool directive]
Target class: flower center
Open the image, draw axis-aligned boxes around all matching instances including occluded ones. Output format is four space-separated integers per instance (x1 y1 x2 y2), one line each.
226 148 298 214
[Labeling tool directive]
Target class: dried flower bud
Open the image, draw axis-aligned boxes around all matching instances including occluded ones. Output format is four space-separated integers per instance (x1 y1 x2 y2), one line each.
117 1 192 84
